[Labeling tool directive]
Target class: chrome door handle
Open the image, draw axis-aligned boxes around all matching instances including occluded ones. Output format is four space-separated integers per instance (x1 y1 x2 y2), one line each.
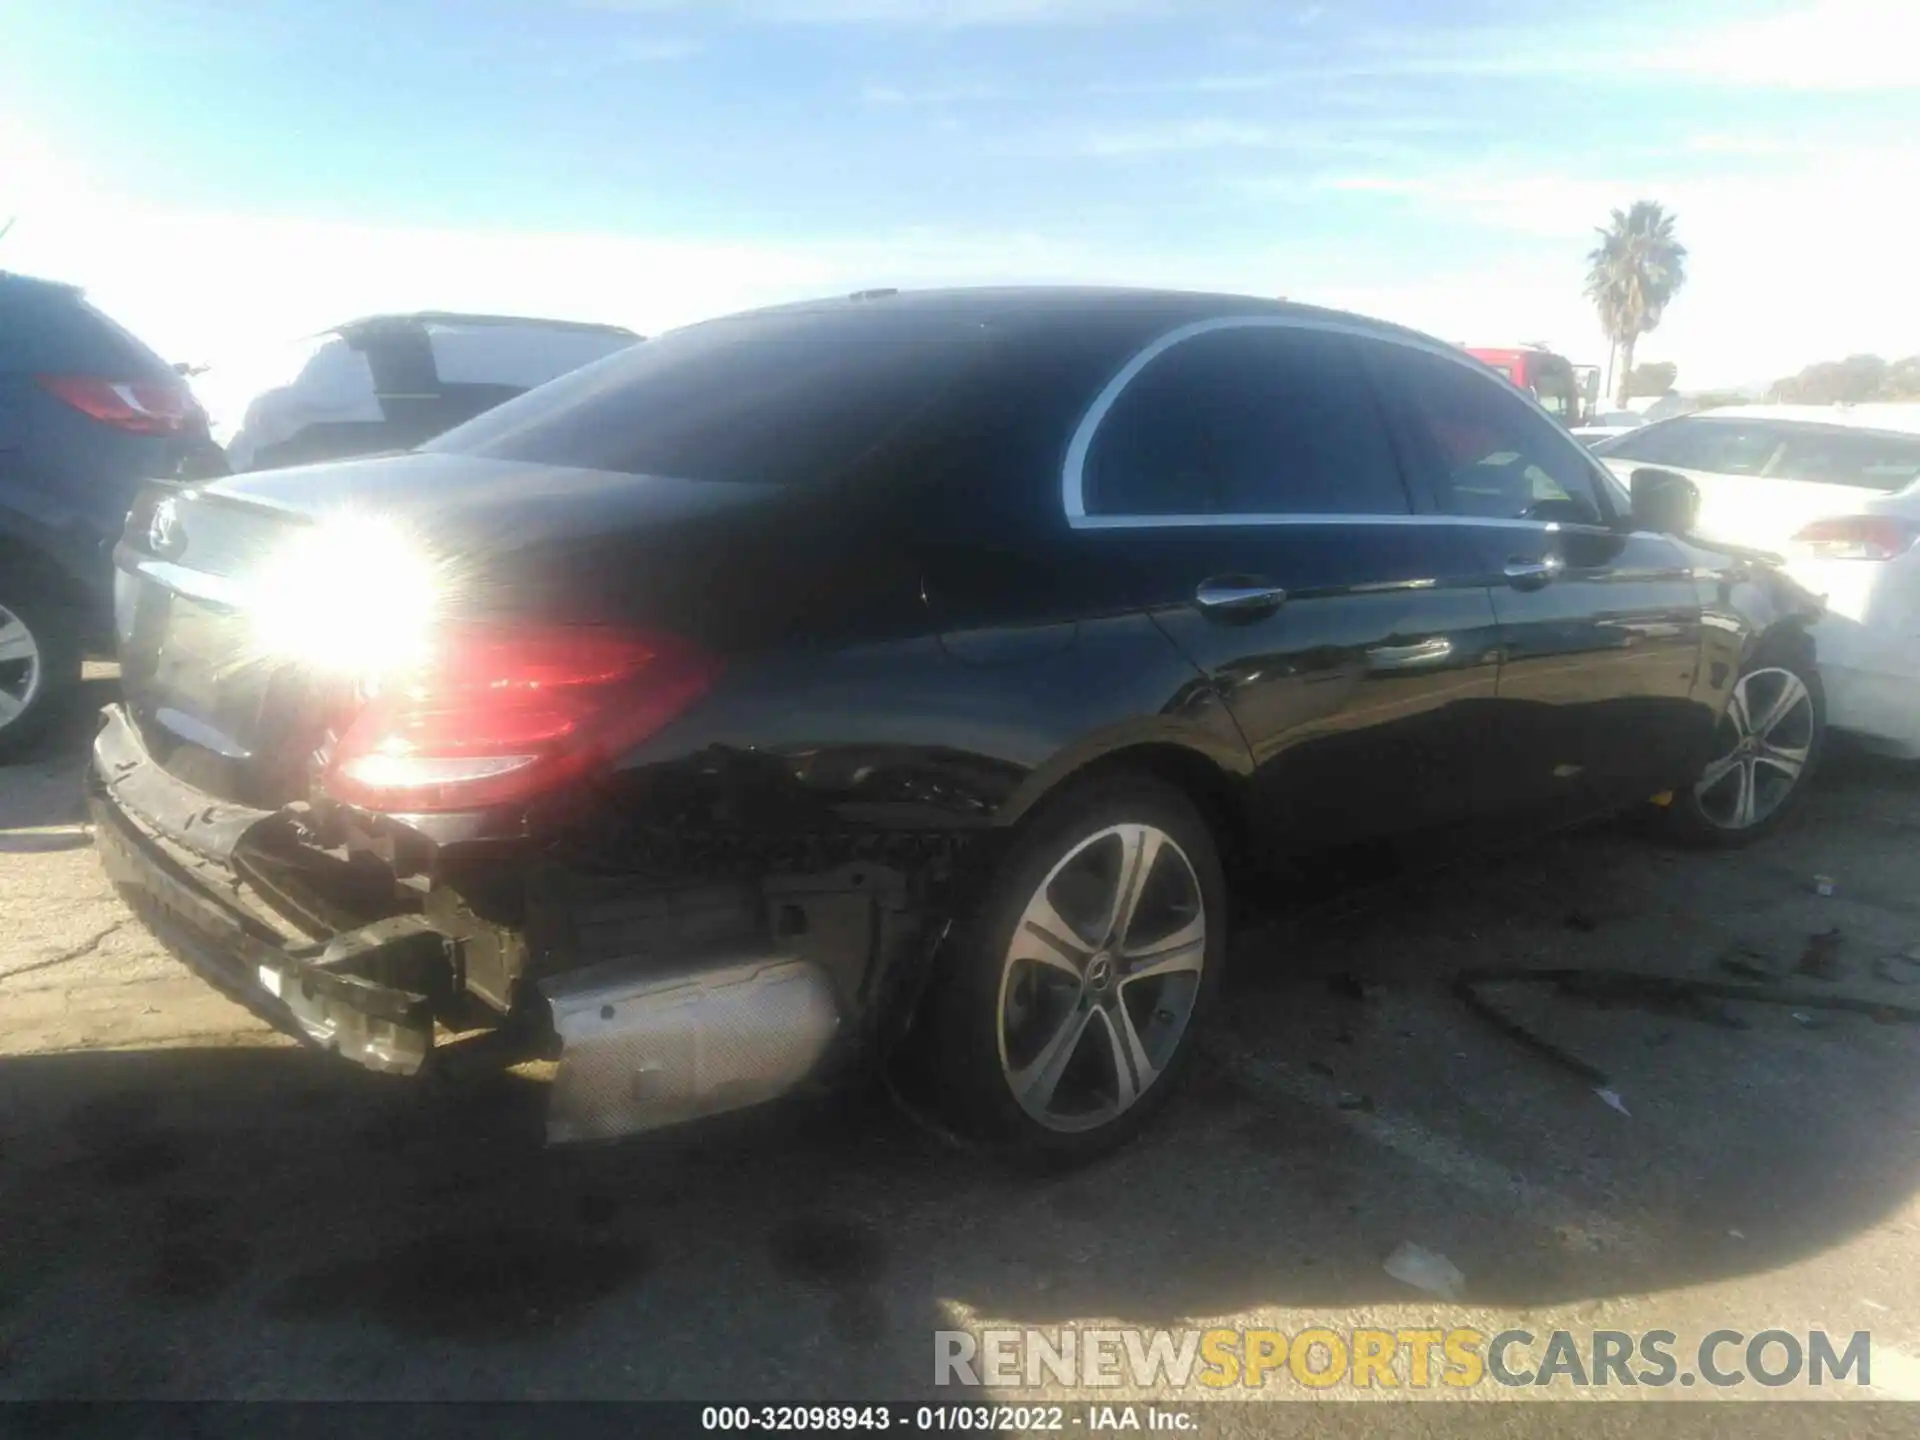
1194 578 1287 617
1367 637 1454 671
1503 556 1562 590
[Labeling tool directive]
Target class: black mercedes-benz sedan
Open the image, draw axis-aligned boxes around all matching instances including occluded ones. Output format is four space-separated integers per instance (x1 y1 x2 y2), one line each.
89 287 1825 1161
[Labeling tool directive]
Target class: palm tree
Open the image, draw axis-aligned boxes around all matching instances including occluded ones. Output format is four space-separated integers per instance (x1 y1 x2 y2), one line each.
1585 201 1688 407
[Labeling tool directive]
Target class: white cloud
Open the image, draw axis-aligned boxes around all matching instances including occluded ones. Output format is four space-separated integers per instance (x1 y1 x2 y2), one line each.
1075 111 1473 164
578 0 1914 79
623 36 703 59
1072 118 1279 157
576 0 1172 24
1683 134 1820 157
860 80 1002 104
1211 0 1920 93
538 33 702 74
1633 0 1917 90
1081 71 1286 95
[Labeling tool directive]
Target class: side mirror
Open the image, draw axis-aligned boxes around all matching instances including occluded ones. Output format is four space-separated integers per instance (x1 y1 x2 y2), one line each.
1629 467 1699 535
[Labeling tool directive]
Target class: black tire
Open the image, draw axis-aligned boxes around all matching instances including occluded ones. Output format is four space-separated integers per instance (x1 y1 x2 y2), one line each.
1661 646 1825 848
0 582 82 764
928 774 1228 1166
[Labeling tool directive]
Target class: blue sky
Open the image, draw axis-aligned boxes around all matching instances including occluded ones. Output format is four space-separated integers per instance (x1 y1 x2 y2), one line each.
2 0 1914 422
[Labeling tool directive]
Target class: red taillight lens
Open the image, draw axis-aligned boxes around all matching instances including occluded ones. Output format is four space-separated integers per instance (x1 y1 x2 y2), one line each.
37 374 198 435
324 625 722 813
1791 515 1920 561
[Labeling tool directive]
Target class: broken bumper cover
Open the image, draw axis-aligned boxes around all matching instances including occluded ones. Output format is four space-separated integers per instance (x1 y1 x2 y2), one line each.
87 704 850 1138
88 703 439 1074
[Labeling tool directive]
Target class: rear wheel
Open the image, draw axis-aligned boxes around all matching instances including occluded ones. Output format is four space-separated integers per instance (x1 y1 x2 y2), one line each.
1664 654 1823 847
0 588 81 763
931 776 1226 1164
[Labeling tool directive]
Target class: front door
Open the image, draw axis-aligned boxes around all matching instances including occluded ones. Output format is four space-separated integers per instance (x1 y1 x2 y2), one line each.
1362 339 1706 819
1062 319 1506 855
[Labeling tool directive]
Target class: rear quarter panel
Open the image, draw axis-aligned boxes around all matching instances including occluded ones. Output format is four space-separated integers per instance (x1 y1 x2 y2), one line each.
594 610 1243 885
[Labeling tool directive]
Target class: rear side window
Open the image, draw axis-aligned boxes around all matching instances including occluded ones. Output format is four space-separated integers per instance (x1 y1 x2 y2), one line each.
1599 417 1783 475
1769 426 1920 491
1590 419 1691 465
1080 324 1409 517
0 280 173 377
1364 342 1608 525
426 308 988 484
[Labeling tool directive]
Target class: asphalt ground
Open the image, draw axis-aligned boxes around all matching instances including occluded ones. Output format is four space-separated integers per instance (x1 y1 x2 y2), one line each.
5 669 1920 1422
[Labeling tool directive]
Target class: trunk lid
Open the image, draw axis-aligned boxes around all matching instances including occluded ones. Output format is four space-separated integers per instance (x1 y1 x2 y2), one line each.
113 453 832 807
202 450 783 561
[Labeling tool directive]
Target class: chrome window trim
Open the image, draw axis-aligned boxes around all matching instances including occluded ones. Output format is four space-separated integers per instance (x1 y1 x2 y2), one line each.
1061 311 1622 532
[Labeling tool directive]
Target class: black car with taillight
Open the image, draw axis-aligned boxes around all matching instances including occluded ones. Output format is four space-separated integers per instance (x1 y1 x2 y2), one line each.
0 270 221 757
89 287 1827 1162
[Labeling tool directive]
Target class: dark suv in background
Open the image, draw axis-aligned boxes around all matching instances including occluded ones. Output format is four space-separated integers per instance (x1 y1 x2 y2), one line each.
0 272 219 757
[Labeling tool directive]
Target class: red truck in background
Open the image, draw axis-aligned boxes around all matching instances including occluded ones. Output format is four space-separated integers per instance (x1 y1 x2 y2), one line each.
1462 345 1592 426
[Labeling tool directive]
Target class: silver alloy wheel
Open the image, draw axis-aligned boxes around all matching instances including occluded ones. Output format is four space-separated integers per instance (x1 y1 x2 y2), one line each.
0 603 42 733
995 822 1206 1133
1693 666 1816 830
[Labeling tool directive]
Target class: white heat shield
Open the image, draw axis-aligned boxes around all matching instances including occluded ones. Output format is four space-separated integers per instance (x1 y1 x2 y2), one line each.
541 953 841 1144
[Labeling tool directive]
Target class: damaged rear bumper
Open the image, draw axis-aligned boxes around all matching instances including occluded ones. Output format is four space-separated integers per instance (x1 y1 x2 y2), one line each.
86 704 861 1138
89 704 444 1073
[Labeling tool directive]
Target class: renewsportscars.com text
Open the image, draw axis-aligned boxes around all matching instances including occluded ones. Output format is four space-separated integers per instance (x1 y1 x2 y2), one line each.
935 1327 1873 1391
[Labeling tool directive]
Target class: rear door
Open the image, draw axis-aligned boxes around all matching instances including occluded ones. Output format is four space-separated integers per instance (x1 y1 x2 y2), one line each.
1365 341 1709 818
1064 319 1506 853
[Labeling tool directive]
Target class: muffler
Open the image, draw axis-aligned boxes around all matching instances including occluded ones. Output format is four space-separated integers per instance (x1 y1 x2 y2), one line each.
540 951 841 1144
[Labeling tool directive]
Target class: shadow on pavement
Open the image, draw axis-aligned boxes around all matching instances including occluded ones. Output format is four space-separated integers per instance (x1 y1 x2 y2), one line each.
5 815 1920 1398
3 705 1918 1397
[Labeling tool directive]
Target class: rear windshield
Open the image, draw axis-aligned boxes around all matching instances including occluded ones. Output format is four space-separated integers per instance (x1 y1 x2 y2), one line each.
425 306 990 484
0 280 174 376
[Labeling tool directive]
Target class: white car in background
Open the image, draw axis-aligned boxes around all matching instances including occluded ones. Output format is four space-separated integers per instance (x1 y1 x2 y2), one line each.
1593 405 1920 757
222 311 640 473
1571 409 1648 446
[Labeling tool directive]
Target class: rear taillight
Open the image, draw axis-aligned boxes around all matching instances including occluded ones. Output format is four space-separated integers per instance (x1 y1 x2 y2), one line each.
324 625 722 813
1791 515 1920 561
36 374 198 436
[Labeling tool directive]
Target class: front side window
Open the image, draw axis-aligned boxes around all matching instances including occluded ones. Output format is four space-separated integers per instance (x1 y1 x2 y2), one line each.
1590 419 1689 466
1079 324 1409 518
1599 417 1783 475
1364 343 1608 526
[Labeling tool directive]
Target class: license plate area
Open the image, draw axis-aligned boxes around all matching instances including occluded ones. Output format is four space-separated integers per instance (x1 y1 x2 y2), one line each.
116 564 336 806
